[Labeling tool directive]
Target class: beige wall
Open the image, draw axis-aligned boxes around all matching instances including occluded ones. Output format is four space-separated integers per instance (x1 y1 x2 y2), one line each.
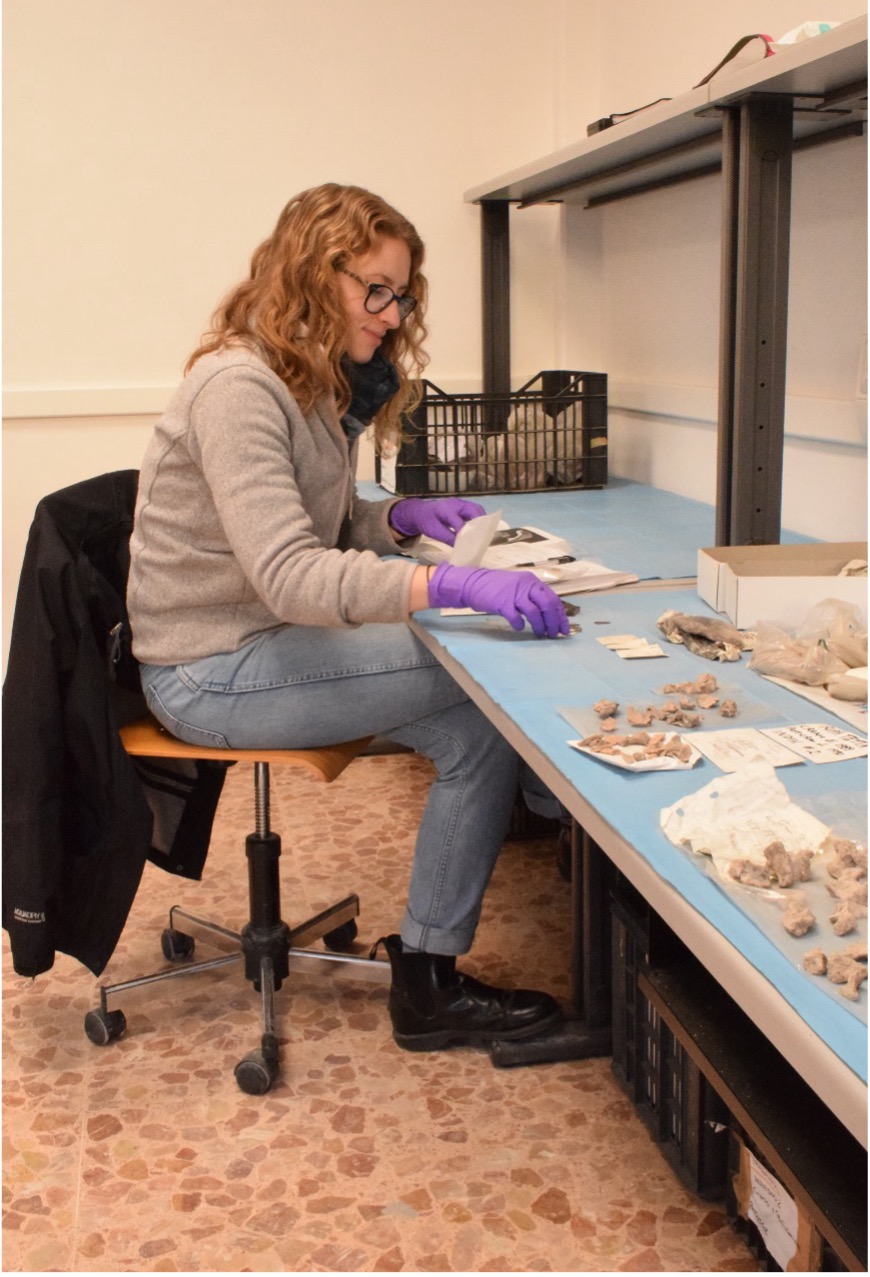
4 0 868 666
3 0 588 664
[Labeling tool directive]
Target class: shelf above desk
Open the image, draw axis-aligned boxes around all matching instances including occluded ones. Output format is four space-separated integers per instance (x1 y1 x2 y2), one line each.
464 17 867 210
463 16 867 546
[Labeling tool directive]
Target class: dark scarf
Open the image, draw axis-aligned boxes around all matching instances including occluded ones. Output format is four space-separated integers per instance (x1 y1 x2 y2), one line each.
341 353 400 441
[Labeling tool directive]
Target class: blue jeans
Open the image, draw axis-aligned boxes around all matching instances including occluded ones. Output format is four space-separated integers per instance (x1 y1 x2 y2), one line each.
140 623 560 955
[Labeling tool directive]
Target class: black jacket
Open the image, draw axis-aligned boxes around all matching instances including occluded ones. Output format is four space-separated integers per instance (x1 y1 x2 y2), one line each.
2 470 227 978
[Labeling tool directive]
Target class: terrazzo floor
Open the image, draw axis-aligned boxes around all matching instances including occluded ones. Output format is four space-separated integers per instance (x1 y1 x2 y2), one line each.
3 750 760 1273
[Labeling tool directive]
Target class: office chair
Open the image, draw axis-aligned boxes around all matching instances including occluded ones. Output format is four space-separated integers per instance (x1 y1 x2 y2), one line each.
84 713 390 1094
1 465 392 1096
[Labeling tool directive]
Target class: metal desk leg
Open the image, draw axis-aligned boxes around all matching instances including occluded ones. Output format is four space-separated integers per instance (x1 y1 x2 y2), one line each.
490 819 612 1066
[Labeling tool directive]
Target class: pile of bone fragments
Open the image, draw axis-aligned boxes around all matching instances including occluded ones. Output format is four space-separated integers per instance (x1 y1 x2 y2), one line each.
731 835 868 1001
580 674 735 765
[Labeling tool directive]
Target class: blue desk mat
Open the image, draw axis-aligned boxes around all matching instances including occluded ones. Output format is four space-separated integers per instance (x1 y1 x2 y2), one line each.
358 476 813 581
417 586 867 1084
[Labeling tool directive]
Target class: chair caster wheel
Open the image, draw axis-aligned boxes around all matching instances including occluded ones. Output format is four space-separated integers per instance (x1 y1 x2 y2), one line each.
323 918 358 951
84 1007 127 1045
161 927 195 961
234 1050 278 1095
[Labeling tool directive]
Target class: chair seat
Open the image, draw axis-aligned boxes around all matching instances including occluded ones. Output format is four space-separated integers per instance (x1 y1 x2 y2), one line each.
120 713 373 784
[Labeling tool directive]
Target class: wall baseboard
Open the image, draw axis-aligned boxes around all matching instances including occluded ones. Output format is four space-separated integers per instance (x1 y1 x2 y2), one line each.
1 377 489 421
6 379 866 450
2 387 175 418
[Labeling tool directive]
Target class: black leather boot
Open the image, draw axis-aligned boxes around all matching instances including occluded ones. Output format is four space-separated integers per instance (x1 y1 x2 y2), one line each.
374 935 562 1052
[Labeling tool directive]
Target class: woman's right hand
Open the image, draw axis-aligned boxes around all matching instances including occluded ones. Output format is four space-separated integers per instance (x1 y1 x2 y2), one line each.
427 563 570 639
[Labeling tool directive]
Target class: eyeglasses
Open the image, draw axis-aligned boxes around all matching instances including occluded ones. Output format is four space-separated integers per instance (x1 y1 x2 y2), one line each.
337 266 417 320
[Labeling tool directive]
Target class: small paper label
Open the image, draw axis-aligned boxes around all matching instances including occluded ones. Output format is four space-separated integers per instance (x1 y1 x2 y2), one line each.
762 722 868 764
747 1150 798 1270
617 644 666 659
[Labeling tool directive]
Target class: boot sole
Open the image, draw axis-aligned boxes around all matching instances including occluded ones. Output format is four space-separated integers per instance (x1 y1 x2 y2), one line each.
392 1007 563 1053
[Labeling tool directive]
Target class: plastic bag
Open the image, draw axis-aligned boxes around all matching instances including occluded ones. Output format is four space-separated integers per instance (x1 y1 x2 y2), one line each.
797 598 868 670
748 598 867 688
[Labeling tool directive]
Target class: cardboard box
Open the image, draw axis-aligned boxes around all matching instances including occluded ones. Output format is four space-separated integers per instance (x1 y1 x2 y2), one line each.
728 1129 825 1272
697 542 867 631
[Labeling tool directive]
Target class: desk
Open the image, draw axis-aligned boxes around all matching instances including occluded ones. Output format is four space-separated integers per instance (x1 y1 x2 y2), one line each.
412 589 865 1120
359 480 867 1143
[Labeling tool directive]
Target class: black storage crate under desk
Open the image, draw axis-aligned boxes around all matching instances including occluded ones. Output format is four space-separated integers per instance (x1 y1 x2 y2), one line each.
610 894 730 1202
376 370 607 496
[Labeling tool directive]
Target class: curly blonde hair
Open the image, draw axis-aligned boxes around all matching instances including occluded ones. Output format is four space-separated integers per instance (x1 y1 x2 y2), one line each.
186 183 429 446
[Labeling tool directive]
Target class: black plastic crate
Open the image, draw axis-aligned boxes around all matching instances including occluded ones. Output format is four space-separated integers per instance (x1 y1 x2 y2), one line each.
610 895 730 1201
376 370 607 495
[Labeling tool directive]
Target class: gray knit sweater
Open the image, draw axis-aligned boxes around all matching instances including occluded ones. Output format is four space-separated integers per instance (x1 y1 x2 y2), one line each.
128 348 416 665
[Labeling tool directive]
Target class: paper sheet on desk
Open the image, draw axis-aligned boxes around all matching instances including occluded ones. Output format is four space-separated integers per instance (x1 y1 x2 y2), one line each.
660 761 830 864
691 724 867 770
761 674 868 733
411 512 639 596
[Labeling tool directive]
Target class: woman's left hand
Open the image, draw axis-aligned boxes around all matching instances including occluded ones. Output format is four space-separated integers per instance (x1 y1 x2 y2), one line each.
389 497 486 545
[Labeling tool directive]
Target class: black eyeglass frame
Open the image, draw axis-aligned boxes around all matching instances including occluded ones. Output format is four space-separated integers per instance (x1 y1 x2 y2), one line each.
337 266 417 320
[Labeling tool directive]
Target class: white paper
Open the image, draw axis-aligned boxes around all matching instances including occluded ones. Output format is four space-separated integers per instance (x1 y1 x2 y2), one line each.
660 762 830 862
691 729 804 772
597 634 644 648
762 722 868 765
597 635 667 657
746 1149 799 1271
449 510 505 566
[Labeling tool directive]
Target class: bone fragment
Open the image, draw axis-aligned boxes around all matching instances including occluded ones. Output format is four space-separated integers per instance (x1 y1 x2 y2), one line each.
831 901 860 936
823 837 868 879
593 699 618 719
826 877 869 907
826 952 868 1000
763 840 796 887
729 859 772 889
802 949 828 976
696 694 719 709
627 705 653 727
791 850 813 882
782 897 816 937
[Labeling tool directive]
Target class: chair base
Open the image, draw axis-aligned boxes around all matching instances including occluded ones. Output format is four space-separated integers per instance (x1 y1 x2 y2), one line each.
84 894 389 1094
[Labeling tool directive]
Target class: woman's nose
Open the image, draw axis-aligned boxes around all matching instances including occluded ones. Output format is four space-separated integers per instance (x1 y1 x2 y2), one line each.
382 298 402 329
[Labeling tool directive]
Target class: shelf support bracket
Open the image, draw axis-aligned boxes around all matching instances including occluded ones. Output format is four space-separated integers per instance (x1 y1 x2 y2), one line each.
716 94 794 546
481 200 511 397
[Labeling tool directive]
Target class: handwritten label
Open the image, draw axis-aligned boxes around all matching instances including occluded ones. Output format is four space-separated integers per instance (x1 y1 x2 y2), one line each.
747 1150 798 1269
762 722 868 764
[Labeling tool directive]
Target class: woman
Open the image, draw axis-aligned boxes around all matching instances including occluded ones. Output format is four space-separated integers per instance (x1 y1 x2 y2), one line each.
128 183 569 1052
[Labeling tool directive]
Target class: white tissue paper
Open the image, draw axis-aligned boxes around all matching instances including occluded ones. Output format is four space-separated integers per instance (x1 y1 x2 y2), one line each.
660 761 829 873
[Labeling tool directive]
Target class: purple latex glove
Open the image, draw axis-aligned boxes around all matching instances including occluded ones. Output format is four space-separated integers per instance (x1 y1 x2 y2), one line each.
429 564 570 639
389 496 486 545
